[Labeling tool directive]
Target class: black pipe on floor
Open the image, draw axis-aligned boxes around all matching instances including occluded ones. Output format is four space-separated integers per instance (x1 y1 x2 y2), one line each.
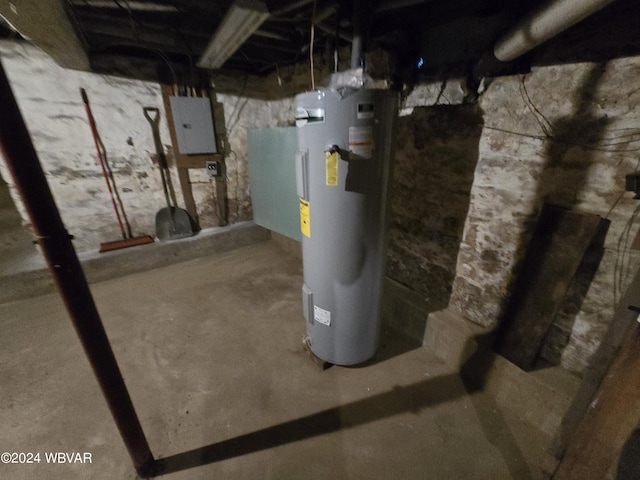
0 61 158 478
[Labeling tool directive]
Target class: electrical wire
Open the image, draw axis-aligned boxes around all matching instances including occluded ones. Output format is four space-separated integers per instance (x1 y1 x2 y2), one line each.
434 79 451 105
513 73 640 153
111 0 179 86
520 74 553 137
214 74 249 223
225 75 249 137
114 0 140 43
605 153 640 309
613 200 640 306
482 125 640 153
238 49 261 72
514 75 640 311
152 49 178 87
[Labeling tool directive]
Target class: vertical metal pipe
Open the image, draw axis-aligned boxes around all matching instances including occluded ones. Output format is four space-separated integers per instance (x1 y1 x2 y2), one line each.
350 0 366 69
0 61 157 478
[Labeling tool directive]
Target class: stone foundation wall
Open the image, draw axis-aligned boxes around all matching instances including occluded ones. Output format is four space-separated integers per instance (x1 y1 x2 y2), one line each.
387 105 482 308
3 37 640 374
0 40 294 252
0 41 181 252
379 57 640 376
448 58 640 374
192 94 294 225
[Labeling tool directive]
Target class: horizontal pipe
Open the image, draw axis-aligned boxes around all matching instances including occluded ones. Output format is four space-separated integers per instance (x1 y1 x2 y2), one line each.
494 0 616 62
254 29 291 41
69 0 178 11
375 0 435 14
0 61 157 478
270 0 313 17
314 4 338 23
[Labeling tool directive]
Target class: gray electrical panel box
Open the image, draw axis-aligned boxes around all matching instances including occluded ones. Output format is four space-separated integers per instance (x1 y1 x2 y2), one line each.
169 96 217 154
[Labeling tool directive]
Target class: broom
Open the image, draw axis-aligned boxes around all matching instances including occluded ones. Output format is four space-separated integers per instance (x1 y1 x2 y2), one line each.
81 88 154 253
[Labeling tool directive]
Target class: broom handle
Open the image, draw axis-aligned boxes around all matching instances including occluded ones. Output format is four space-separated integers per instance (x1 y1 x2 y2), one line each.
81 88 131 239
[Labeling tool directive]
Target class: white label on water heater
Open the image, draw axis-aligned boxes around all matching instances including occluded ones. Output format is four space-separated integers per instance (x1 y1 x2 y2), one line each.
313 305 331 326
357 103 375 119
349 126 373 159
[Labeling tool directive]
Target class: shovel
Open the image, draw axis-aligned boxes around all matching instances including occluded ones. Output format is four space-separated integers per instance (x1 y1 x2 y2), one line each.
143 107 194 241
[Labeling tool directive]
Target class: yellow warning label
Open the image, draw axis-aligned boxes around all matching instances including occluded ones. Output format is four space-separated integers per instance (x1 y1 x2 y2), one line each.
300 199 310 237
326 151 338 186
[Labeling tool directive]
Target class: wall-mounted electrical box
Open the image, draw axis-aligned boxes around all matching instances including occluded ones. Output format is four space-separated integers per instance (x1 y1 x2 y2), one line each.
626 172 640 199
169 96 217 154
206 160 221 177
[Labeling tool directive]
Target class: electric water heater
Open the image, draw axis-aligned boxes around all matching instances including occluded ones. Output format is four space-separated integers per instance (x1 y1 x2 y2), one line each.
295 87 398 365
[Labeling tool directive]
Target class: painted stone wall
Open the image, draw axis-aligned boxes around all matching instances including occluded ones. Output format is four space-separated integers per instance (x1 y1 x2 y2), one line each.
0 41 175 252
0 40 291 252
448 58 640 374
3 37 639 374
187 93 295 225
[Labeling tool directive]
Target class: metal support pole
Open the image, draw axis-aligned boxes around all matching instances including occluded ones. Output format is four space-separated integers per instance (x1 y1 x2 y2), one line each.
0 61 157 478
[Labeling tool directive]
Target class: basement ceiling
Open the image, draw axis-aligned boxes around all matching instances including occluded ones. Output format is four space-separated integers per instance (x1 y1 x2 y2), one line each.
0 0 639 84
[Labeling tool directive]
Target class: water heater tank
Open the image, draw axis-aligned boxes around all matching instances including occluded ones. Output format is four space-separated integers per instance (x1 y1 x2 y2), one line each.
295 87 398 365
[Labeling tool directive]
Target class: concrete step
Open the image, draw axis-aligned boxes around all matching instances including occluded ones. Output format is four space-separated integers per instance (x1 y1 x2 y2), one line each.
424 308 583 477
0 221 270 304
425 309 581 431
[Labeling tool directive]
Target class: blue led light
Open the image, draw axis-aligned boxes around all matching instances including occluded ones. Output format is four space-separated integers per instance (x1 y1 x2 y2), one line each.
417 57 424 69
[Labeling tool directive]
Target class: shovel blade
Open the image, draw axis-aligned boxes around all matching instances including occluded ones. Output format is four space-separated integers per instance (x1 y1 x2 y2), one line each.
155 207 194 241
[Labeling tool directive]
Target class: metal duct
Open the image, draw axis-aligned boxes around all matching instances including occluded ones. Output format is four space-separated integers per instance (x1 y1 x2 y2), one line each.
494 0 617 62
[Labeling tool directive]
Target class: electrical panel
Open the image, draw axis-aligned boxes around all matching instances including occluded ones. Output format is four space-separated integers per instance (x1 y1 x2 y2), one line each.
169 96 217 154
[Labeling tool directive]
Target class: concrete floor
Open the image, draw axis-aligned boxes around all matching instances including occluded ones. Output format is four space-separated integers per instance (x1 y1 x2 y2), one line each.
0 239 550 479
0 176 44 275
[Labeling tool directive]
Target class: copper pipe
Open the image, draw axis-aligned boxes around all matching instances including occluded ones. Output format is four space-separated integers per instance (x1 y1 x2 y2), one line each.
0 61 157 478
